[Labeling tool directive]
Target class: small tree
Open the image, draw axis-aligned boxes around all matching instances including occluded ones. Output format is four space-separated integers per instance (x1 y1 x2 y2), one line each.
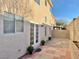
56 19 67 30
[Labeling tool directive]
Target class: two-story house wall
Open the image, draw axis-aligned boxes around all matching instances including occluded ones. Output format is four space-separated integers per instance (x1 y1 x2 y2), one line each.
0 0 56 59
29 0 55 25
0 0 56 25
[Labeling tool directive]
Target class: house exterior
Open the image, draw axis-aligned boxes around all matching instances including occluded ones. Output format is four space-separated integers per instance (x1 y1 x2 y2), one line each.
0 13 31 59
0 0 56 25
0 0 56 59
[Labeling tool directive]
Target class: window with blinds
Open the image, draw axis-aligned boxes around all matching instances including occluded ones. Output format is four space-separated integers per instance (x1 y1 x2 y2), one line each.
4 12 24 33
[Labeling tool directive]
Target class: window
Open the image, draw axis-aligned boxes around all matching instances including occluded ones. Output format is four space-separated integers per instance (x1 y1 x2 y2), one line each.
15 16 24 32
35 0 40 5
4 14 15 33
30 23 34 45
4 12 24 33
36 25 39 43
45 0 47 6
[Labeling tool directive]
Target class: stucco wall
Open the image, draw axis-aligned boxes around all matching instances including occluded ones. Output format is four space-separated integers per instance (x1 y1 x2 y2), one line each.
0 0 55 59
39 25 46 41
70 41 79 59
0 15 30 59
0 0 56 26
52 30 70 39
67 18 79 41
0 15 52 59
30 0 55 25
39 25 52 41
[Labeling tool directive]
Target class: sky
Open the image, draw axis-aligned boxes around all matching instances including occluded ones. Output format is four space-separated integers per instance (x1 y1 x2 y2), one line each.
51 0 79 23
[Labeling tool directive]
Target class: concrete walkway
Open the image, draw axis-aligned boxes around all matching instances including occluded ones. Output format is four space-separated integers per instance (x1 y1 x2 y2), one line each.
22 38 72 59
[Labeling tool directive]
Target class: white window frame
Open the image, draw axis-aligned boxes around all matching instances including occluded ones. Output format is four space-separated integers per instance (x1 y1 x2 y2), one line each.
36 25 39 43
15 16 24 32
4 13 15 33
30 23 34 45
3 12 24 34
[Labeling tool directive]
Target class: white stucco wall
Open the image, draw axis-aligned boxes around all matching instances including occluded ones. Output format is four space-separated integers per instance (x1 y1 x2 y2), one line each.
39 25 51 41
39 25 46 41
0 15 30 59
0 15 52 59
46 25 52 39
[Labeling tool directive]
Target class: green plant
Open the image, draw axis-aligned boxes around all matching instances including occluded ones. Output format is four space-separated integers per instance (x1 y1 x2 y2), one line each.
41 40 45 46
27 46 34 55
48 37 51 40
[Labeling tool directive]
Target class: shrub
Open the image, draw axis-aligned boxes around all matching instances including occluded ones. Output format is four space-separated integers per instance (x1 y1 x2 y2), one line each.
27 46 34 55
41 40 45 46
48 37 51 40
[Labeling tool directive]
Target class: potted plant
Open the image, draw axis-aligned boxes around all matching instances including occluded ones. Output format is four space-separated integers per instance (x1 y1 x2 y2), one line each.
41 40 45 46
27 46 34 55
48 37 51 40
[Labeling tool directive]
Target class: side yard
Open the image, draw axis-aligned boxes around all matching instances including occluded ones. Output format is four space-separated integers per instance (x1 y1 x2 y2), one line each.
21 38 72 59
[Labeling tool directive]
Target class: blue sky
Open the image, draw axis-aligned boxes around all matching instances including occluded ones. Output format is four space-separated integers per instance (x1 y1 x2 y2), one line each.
51 0 79 23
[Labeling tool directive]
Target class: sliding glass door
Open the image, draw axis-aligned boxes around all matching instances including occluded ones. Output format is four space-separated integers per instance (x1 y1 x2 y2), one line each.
30 23 34 45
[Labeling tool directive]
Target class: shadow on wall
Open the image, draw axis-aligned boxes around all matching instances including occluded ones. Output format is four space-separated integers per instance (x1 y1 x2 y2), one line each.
73 41 79 49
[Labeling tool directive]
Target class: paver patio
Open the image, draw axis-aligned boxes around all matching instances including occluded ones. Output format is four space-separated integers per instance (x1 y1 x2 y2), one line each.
21 38 72 59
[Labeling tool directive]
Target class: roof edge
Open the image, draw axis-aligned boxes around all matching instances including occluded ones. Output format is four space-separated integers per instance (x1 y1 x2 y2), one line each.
47 0 54 8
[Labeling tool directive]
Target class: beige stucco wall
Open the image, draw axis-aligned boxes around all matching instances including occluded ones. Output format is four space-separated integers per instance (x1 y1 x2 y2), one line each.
66 23 74 41
29 0 55 25
0 0 56 26
67 18 79 59
52 30 70 39
0 15 30 59
67 18 79 41
70 41 79 59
